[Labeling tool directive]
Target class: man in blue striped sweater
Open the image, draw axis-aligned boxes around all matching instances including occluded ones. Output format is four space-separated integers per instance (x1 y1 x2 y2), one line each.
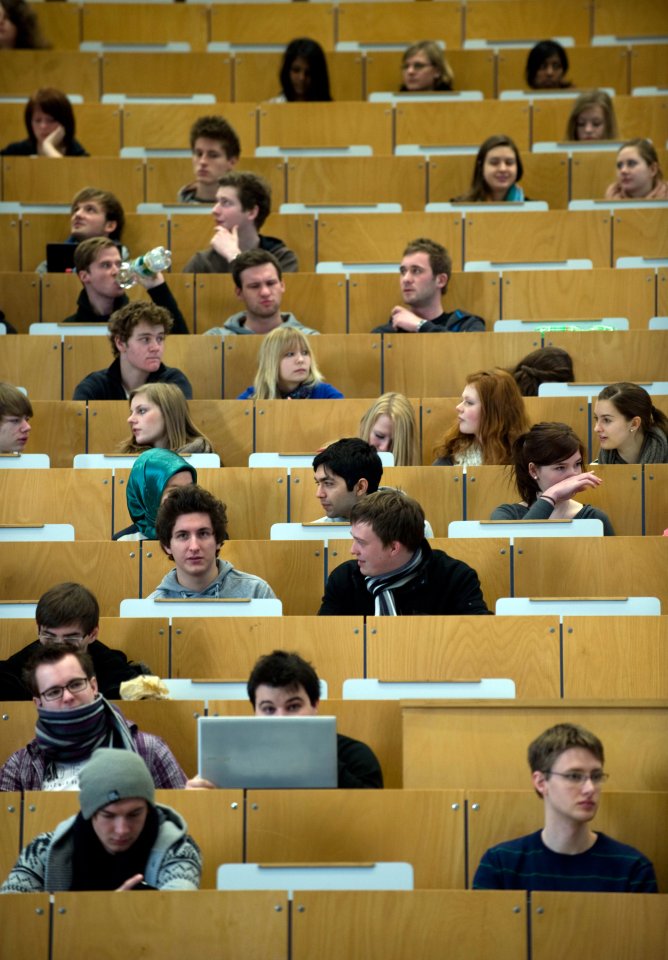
473 723 658 892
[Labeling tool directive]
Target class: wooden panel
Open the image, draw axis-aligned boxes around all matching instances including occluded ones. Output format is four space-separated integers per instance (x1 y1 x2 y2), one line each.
317 212 463 272
233 50 364 103
0 218 20 273
574 463 642 536
0 541 140 617
146 155 284 206
0 335 61 401
258 103 393 155
0 702 34 774
82 4 209 52
210 697 403 789
0 892 50 960
612 208 668 263
467 790 668 894
383 331 540 397
141 539 325 616
338 2 462 47
31 2 81 50
289 463 463 539
402 702 668 790
172 212 315 273
253 398 374 454
365 48 495 99
522 153 570 210
514 536 668 608
659 268 668 318
292 890 526 960
327 537 510 613
645 463 668 537
0 469 112 539
247 789 465 889
224 333 379 399
112 699 202 778
367 615 561 699
498 47 629 97
629 44 668 89
286 156 427 210
0 793 21 886
211 3 335 47
171 615 364 699
466 210 611 269
195 272 346 335
0 51 100 101
594 0 668 39
395 101 531 152
102 52 232 101
347 271 500 334
0 272 38 332
542 330 668 380
502 269 657 329
51 891 287 958
17 401 87 466
466 0 590 44
563 616 668 698
2 158 144 210
124 102 258 152
531 891 668 960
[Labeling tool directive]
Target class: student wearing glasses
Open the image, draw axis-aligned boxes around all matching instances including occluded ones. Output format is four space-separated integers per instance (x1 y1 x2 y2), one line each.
0 642 187 792
399 41 454 92
473 723 657 892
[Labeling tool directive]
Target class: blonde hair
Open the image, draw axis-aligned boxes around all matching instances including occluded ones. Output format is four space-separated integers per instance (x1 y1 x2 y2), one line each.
252 327 324 400
119 383 213 454
359 392 420 466
401 41 454 90
566 89 618 141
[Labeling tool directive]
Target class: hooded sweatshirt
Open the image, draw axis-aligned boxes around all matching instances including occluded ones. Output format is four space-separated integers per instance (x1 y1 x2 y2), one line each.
204 311 319 338
147 558 276 600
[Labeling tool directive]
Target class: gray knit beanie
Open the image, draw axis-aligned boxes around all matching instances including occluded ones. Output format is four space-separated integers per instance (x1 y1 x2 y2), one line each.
79 748 155 820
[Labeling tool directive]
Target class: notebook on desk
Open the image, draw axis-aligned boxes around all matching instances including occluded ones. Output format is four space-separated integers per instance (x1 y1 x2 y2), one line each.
197 715 338 789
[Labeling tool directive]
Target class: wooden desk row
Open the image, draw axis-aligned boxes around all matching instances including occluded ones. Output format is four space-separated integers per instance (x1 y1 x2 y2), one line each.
0 536 667 616
2 204 667 276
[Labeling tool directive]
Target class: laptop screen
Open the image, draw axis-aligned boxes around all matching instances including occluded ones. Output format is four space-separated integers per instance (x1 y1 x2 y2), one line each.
198 715 338 789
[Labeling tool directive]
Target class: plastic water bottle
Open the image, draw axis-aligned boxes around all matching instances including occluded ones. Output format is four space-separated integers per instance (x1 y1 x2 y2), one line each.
118 247 172 289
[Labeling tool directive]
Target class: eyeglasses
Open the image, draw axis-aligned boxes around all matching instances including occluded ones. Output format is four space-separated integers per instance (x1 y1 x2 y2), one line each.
403 61 432 71
39 677 90 702
547 770 609 786
38 632 88 645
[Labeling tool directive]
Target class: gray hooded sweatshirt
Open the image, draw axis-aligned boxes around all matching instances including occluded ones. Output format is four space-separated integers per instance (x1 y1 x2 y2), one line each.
147 559 276 600
204 311 319 338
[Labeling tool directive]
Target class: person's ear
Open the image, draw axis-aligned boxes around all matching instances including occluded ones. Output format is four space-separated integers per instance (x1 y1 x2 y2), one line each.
103 220 117 237
353 478 369 498
436 272 448 292
160 542 174 561
115 336 126 355
246 204 260 224
234 284 243 302
532 770 547 796
629 416 641 433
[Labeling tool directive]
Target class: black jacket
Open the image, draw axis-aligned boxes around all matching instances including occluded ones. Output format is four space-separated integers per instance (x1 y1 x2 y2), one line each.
63 281 189 335
337 734 383 788
1 138 88 156
73 357 192 401
373 309 485 334
319 539 491 616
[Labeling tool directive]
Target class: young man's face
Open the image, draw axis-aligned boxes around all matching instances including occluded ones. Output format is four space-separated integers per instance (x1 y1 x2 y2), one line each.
532 747 604 825
32 653 98 712
399 252 446 310
253 683 318 716
37 621 98 649
0 412 31 453
213 186 257 232
166 512 220 583
116 323 165 374
192 137 236 186
71 200 116 241
313 465 361 520
236 262 285 318
91 798 148 855
80 246 123 300
350 521 402 577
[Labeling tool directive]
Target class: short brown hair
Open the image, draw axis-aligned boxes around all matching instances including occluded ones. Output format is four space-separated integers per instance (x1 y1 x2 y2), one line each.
74 236 120 274
350 489 424 552
190 115 241 160
402 238 451 288
232 248 282 288
156 484 228 553
71 187 126 241
36 582 99 637
23 641 95 697
528 723 604 775
0 382 32 419
218 171 271 230
108 301 173 358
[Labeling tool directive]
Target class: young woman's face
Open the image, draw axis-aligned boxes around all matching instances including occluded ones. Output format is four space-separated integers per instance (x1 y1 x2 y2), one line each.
593 398 638 451
289 57 311 99
0 3 18 48
402 51 440 91
482 146 518 200
615 146 657 198
127 394 166 447
533 54 565 88
31 107 60 144
530 449 583 492
575 105 606 141
369 414 394 452
455 385 482 437
278 346 311 393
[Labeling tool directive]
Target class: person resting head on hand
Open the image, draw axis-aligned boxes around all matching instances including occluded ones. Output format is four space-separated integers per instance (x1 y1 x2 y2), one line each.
1 87 87 157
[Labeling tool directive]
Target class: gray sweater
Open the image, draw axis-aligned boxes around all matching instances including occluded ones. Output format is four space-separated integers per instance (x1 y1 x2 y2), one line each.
491 499 615 536
204 311 319 338
148 558 276 600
